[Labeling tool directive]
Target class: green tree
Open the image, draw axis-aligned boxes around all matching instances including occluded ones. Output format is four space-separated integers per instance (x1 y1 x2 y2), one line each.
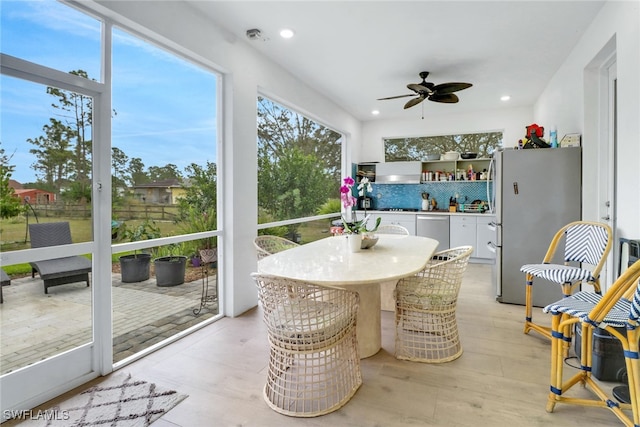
0 145 24 219
27 118 74 194
258 96 342 182
147 164 181 182
111 146 129 202
257 96 342 224
259 146 335 226
128 157 147 186
46 70 94 203
178 161 217 214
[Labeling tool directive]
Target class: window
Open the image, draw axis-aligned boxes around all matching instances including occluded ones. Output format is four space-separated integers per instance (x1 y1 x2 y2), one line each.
257 96 342 242
111 27 220 363
384 132 503 161
0 1 101 80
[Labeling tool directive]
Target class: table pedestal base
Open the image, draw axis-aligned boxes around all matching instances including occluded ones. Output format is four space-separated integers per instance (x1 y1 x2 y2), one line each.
349 282 381 358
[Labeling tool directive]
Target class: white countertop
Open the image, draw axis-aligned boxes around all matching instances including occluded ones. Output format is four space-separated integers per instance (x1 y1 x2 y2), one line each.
356 210 494 217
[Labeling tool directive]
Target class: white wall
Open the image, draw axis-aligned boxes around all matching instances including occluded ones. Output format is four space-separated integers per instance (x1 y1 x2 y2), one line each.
534 0 639 240
90 0 639 312
360 106 533 163
92 1 362 316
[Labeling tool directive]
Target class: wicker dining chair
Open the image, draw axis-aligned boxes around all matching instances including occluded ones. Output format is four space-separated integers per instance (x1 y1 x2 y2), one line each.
520 221 612 340
542 260 640 426
394 245 473 363
251 273 362 417
376 224 410 235
253 235 299 260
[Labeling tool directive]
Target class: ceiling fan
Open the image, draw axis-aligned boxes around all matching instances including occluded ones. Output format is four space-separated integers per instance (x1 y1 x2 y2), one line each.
378 71 473 109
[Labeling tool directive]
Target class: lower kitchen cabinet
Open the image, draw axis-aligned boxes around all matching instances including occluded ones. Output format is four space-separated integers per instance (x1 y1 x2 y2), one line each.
450 215 496 261
450 215 477 256
476 216 496 260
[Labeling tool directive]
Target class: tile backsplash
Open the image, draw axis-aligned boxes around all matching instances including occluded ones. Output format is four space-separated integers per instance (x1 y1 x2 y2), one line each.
368 182 492 211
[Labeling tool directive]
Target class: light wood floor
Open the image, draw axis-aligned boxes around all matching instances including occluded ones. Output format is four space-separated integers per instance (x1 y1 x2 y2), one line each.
14 264 626 426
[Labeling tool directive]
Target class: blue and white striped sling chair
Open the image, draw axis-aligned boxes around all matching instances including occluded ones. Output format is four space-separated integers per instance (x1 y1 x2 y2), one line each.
542 259 640 426
521 221 612 341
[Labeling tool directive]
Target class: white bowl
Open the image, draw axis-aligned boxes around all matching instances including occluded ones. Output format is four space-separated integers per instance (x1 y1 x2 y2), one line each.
442 152 459 161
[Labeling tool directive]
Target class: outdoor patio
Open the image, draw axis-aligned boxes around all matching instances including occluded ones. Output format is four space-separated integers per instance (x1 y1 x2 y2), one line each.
0 269 218 375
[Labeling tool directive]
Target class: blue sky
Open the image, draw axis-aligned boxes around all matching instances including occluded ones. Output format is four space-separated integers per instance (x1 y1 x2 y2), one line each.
1 0 218 184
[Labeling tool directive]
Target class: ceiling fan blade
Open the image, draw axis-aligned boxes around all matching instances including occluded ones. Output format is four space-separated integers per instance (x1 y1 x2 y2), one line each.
432 82 472 94
404 96 425 109
428 93 459 103
377 94 417 100
407 83 434 94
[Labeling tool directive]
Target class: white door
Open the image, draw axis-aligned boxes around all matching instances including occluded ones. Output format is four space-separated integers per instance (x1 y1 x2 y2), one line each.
0 56 110 419
597 58 617 289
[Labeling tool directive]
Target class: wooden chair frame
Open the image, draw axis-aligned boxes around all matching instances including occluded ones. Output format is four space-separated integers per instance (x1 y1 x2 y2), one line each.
522 220 612 340
544 260 640 426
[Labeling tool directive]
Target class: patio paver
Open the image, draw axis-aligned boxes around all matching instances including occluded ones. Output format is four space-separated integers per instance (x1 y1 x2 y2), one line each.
0 271 217 374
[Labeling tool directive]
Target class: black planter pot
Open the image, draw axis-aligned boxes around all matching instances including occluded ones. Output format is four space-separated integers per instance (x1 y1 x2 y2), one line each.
119 253 151 283
154 256 187 287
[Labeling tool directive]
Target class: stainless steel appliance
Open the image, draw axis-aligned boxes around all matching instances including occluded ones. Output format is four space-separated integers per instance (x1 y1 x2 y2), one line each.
375 161 422 184
417 215 450 251
489 147 582 306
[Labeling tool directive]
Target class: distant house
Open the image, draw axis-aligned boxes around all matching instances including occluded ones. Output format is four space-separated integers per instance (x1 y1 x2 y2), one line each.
132 179 186 204
8 180 56 204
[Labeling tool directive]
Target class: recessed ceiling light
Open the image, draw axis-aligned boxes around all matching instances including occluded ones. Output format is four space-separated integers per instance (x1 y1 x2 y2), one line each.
371 110 380 115
500 95 511 101
280 29 295 39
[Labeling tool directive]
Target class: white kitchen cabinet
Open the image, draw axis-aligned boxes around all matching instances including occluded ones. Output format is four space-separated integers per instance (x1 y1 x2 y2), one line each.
450 215 496 261
476 216 496 260
450 215 477 256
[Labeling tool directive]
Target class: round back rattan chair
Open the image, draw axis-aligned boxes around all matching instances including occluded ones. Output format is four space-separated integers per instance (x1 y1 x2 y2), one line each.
376 224 410 235
394 245 473 363
253 235 299 260
251 273 362 417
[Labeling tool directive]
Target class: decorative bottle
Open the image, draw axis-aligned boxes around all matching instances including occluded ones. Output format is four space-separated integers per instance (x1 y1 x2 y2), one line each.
550 126 558 148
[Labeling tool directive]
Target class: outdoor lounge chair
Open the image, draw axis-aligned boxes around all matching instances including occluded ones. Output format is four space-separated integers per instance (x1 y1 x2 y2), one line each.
29 222 92 294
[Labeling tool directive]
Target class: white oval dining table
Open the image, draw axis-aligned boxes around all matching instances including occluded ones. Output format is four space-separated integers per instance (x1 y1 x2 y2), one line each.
257 234 439 357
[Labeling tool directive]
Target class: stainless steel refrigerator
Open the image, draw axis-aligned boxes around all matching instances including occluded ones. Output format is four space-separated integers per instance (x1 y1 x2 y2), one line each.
489 147 582 306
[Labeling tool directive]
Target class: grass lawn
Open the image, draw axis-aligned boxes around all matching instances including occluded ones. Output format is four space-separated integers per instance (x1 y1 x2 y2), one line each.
1 215 336 277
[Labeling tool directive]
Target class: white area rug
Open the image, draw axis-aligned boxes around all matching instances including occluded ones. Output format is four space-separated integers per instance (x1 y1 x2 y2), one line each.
19 373 187 426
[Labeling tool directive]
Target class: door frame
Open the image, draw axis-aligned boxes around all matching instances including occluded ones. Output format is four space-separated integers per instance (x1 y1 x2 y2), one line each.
596 54 617 289
0 54 111 418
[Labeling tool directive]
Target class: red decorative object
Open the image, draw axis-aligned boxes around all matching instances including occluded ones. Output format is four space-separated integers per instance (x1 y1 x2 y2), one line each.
526 123 545 138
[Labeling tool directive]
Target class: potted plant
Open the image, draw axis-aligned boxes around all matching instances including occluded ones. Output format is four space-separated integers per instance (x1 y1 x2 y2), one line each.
118 219 161 283
178 206 218 267
154 243 187 287
340 176 381 252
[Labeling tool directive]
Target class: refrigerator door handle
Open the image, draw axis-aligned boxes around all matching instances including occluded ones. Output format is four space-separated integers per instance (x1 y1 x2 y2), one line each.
486 158 494 213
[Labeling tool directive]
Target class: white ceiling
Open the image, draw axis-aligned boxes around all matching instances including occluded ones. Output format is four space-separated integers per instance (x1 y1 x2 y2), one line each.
186 1 605 121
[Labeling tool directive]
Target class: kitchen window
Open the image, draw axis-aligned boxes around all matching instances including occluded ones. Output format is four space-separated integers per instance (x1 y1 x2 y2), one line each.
384 132 503 161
